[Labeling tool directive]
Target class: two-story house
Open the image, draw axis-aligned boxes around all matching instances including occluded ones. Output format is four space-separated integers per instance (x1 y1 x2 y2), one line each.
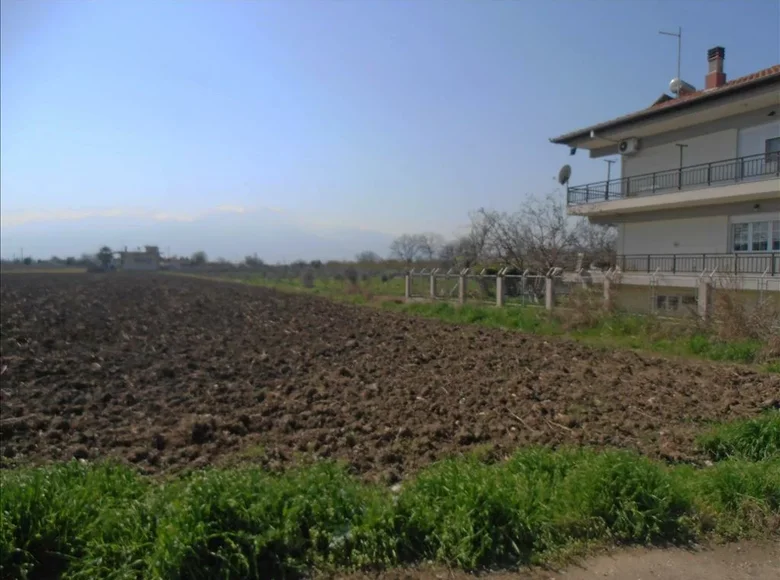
550 47 779 311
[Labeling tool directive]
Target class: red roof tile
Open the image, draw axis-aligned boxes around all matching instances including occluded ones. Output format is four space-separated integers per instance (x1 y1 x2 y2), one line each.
649 64 780 111
550 65 780 145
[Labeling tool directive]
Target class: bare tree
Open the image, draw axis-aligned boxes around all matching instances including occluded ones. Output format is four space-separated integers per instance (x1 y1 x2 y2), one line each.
389 234 424 264
574 221 618 268
417 233 446 261
475 193 582 272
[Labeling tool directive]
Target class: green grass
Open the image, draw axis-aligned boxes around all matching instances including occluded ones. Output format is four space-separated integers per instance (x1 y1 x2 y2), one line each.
2 449 779 579
698 412 780 462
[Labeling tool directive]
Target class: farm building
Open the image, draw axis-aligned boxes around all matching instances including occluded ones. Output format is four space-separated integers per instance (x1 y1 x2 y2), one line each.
119 246 160 271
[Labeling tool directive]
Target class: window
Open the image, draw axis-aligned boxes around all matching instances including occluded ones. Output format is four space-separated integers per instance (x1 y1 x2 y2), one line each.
655 295 690 313
732 223 749 252
732 220 780 253
774 221 780 251
752 221 769 251
766 137 780 164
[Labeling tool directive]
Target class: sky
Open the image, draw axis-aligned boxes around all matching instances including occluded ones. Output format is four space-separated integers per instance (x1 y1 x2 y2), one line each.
2 0 779 261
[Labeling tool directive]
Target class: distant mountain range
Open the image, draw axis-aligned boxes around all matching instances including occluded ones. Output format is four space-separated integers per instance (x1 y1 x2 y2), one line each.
0 207 396 263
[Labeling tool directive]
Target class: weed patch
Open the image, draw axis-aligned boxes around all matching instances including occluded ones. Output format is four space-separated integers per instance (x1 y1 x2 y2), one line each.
2 449 779 578
698 412 780 462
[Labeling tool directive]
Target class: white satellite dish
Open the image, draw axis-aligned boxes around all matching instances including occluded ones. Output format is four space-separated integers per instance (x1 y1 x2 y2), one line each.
558 164 572 186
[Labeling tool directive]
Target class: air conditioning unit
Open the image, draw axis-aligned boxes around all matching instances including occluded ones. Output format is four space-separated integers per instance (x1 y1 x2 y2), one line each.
618 138 641 155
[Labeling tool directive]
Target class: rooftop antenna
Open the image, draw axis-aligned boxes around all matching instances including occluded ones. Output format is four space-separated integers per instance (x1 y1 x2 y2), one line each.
659 26 682 95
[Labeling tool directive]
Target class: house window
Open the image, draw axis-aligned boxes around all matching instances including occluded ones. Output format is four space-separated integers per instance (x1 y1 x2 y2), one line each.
732 220 780 253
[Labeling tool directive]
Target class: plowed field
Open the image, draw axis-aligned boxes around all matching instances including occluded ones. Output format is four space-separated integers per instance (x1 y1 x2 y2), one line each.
1 274 777 480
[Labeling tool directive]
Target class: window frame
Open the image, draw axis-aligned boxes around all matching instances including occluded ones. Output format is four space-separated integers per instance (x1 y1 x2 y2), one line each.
731 219 780 253
765 136 780 164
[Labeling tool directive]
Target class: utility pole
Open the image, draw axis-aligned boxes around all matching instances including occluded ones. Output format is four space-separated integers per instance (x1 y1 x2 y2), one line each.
659 26 682 92
675 143 688 189
604 158 617 200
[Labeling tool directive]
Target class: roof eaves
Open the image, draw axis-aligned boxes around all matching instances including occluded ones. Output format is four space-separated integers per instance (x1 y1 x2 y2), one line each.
549 67 780 146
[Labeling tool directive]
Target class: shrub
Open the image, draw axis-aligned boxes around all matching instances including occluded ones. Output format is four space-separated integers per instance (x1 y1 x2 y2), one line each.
344 267 359 285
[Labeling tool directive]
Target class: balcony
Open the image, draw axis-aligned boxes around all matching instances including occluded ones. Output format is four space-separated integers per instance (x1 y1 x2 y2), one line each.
567 152 780 206
618 253 780 276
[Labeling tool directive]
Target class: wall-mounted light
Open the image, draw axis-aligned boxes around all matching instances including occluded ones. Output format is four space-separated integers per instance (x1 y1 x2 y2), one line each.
769 110 777 117
753 203 761 211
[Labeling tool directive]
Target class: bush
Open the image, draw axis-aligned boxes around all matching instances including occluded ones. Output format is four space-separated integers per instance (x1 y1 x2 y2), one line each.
344 267 359 285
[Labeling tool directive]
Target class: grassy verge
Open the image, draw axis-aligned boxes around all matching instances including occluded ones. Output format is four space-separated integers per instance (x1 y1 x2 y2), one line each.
379 301 772 368
2 447 778 579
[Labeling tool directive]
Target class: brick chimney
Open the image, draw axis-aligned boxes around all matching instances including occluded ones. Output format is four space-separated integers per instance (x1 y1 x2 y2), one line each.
706 46 726 89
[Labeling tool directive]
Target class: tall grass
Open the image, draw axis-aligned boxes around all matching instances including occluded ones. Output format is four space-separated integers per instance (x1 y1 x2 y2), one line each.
2 449 779 579
698 412 780 462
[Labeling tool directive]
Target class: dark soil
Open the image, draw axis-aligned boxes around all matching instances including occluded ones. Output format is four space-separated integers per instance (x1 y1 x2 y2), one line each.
1 274 778 480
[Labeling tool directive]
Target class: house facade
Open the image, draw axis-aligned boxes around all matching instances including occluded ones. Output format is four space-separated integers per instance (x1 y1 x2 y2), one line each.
551 47 779 288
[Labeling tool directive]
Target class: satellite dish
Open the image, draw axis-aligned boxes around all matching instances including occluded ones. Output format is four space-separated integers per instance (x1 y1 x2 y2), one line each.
558 164 572 186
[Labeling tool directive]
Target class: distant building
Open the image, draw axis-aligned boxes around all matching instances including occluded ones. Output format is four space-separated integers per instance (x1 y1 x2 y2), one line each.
119 246 160 271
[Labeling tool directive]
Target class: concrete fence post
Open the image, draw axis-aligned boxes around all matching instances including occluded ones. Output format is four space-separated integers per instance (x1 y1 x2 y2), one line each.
404 273 412 300
496 275 505 307
603 277 612 309
458 274 467 305
429 273 436 299
545 277 554 311
698 279 712 321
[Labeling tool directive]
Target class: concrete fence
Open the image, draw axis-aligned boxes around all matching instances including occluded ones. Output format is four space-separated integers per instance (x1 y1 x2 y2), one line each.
404 268 729 320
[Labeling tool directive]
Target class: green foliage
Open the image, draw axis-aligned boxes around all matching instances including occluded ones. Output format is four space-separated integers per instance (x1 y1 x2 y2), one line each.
3 448 779 578
698 412 780 462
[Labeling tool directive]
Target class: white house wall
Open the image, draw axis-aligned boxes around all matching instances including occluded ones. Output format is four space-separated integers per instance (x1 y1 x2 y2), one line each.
619 111 780 179
622 128 738 178
619 216 729 255
737 120 780 157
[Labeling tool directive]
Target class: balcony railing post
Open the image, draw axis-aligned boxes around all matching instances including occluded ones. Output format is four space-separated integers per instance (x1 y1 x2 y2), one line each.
621 255 626 272
734 254 739 275
585 185 589 203
605 180 609 201
672 254 676 274
773 253 777 277
707 162 711 185
652 173 656 193
646 254 651 273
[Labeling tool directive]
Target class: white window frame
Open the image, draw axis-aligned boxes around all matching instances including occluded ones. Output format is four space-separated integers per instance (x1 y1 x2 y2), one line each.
730 213 780 254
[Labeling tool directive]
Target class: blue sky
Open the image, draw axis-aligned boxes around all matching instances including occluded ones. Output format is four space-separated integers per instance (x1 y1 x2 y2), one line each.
2 0 779 260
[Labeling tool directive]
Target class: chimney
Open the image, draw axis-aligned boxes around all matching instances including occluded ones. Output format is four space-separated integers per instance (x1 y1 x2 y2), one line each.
705 46 726 89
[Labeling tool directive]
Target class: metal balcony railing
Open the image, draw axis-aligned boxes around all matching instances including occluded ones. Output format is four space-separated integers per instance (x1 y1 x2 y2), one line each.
618 253 780 276
567 152 780 205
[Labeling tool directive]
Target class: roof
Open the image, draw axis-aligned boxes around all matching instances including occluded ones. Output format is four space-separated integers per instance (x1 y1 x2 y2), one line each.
550 64 780 146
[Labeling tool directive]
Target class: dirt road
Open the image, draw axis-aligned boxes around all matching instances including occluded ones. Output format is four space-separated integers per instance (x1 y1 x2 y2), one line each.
339 541 780 579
